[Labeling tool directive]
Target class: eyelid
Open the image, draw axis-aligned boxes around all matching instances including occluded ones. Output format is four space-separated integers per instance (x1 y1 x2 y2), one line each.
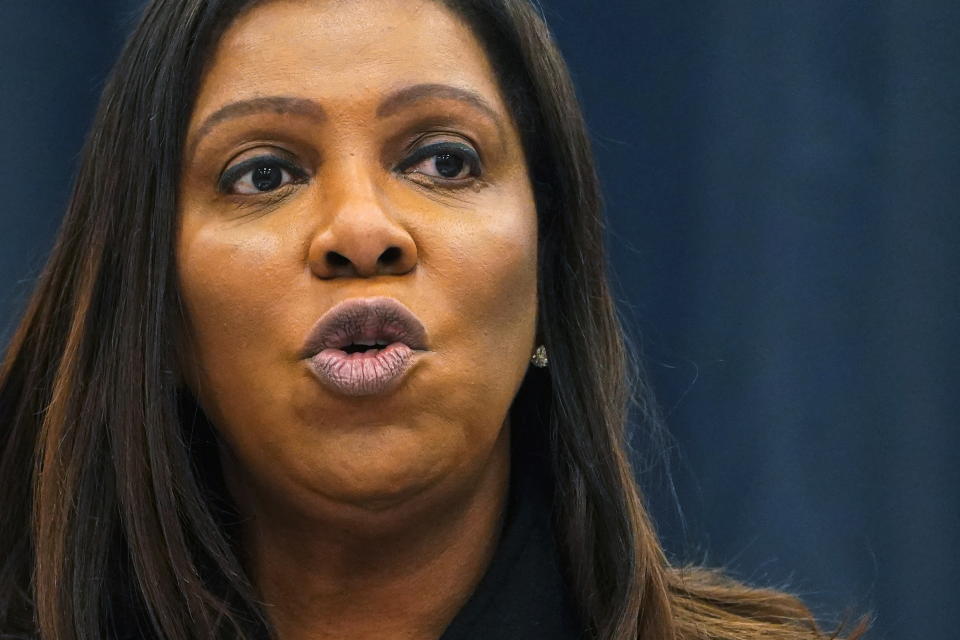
396 141 481 175
217 153 308 193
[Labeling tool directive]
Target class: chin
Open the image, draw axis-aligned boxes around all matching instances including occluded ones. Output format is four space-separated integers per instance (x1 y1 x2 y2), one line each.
298 434 461 511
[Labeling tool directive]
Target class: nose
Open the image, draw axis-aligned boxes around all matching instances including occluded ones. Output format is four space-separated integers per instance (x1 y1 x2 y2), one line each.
307 175 418 280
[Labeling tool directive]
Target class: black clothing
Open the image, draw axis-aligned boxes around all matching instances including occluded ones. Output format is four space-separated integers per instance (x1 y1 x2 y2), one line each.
438 459 586 640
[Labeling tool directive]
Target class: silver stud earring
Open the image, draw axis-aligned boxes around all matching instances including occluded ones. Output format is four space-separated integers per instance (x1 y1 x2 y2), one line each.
530 344 549 368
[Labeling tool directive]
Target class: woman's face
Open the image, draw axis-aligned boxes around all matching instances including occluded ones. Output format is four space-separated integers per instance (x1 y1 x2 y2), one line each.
176 0 538 524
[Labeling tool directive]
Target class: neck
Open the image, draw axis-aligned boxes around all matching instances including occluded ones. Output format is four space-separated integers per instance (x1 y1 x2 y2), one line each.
233 430 511 640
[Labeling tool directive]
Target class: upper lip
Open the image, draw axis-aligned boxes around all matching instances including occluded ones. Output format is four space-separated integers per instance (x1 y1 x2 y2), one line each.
300 297 429 358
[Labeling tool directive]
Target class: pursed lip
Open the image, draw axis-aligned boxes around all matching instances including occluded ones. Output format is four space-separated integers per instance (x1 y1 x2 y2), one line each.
299 297 429 359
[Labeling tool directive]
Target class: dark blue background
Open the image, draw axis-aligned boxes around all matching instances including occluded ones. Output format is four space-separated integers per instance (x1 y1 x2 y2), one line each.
2 2 957 638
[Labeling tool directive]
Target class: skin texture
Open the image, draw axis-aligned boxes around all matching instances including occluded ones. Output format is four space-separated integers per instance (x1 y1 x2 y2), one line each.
175 1 539 638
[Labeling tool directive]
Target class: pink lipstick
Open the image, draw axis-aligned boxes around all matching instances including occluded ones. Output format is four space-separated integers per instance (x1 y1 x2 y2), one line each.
300 297 429 396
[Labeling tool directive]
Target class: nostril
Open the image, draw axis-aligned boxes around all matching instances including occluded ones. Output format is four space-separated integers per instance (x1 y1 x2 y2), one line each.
379 246 403 265
326 251 350 267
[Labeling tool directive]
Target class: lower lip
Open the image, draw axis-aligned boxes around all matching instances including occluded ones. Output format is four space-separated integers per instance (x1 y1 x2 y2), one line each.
305 342 418 396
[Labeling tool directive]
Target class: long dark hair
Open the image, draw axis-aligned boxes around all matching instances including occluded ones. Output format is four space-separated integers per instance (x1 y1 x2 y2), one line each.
0 1 869 639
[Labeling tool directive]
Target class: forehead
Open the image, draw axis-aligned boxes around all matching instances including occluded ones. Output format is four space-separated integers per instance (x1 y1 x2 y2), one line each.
190 0 506 125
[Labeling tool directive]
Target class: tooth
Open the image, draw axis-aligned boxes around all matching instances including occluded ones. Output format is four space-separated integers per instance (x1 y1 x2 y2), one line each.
355 339 377 347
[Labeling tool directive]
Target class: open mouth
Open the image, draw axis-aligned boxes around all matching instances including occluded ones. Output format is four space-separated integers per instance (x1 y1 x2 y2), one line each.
301 297 430 396
340 340 391 354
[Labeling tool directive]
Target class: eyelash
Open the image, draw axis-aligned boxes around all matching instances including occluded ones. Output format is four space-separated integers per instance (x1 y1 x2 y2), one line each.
395 141 482 182
217 141 483 196
217 155 308 195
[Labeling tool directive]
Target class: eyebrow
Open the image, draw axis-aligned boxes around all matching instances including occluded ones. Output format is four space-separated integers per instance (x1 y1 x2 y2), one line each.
186 83 504 159
187 96 326 159
375 83 503 131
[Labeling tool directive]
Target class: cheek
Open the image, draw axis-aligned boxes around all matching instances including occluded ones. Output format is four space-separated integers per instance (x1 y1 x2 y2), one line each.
176 219 298 400
458 217 538 339
415 196 539 417
419 182 538 313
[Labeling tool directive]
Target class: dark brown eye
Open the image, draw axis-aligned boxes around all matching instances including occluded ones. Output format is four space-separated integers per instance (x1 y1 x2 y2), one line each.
433 153 467 179
251 165 284 191
411 152 470 180
218 155 307 195
398 141 480 183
